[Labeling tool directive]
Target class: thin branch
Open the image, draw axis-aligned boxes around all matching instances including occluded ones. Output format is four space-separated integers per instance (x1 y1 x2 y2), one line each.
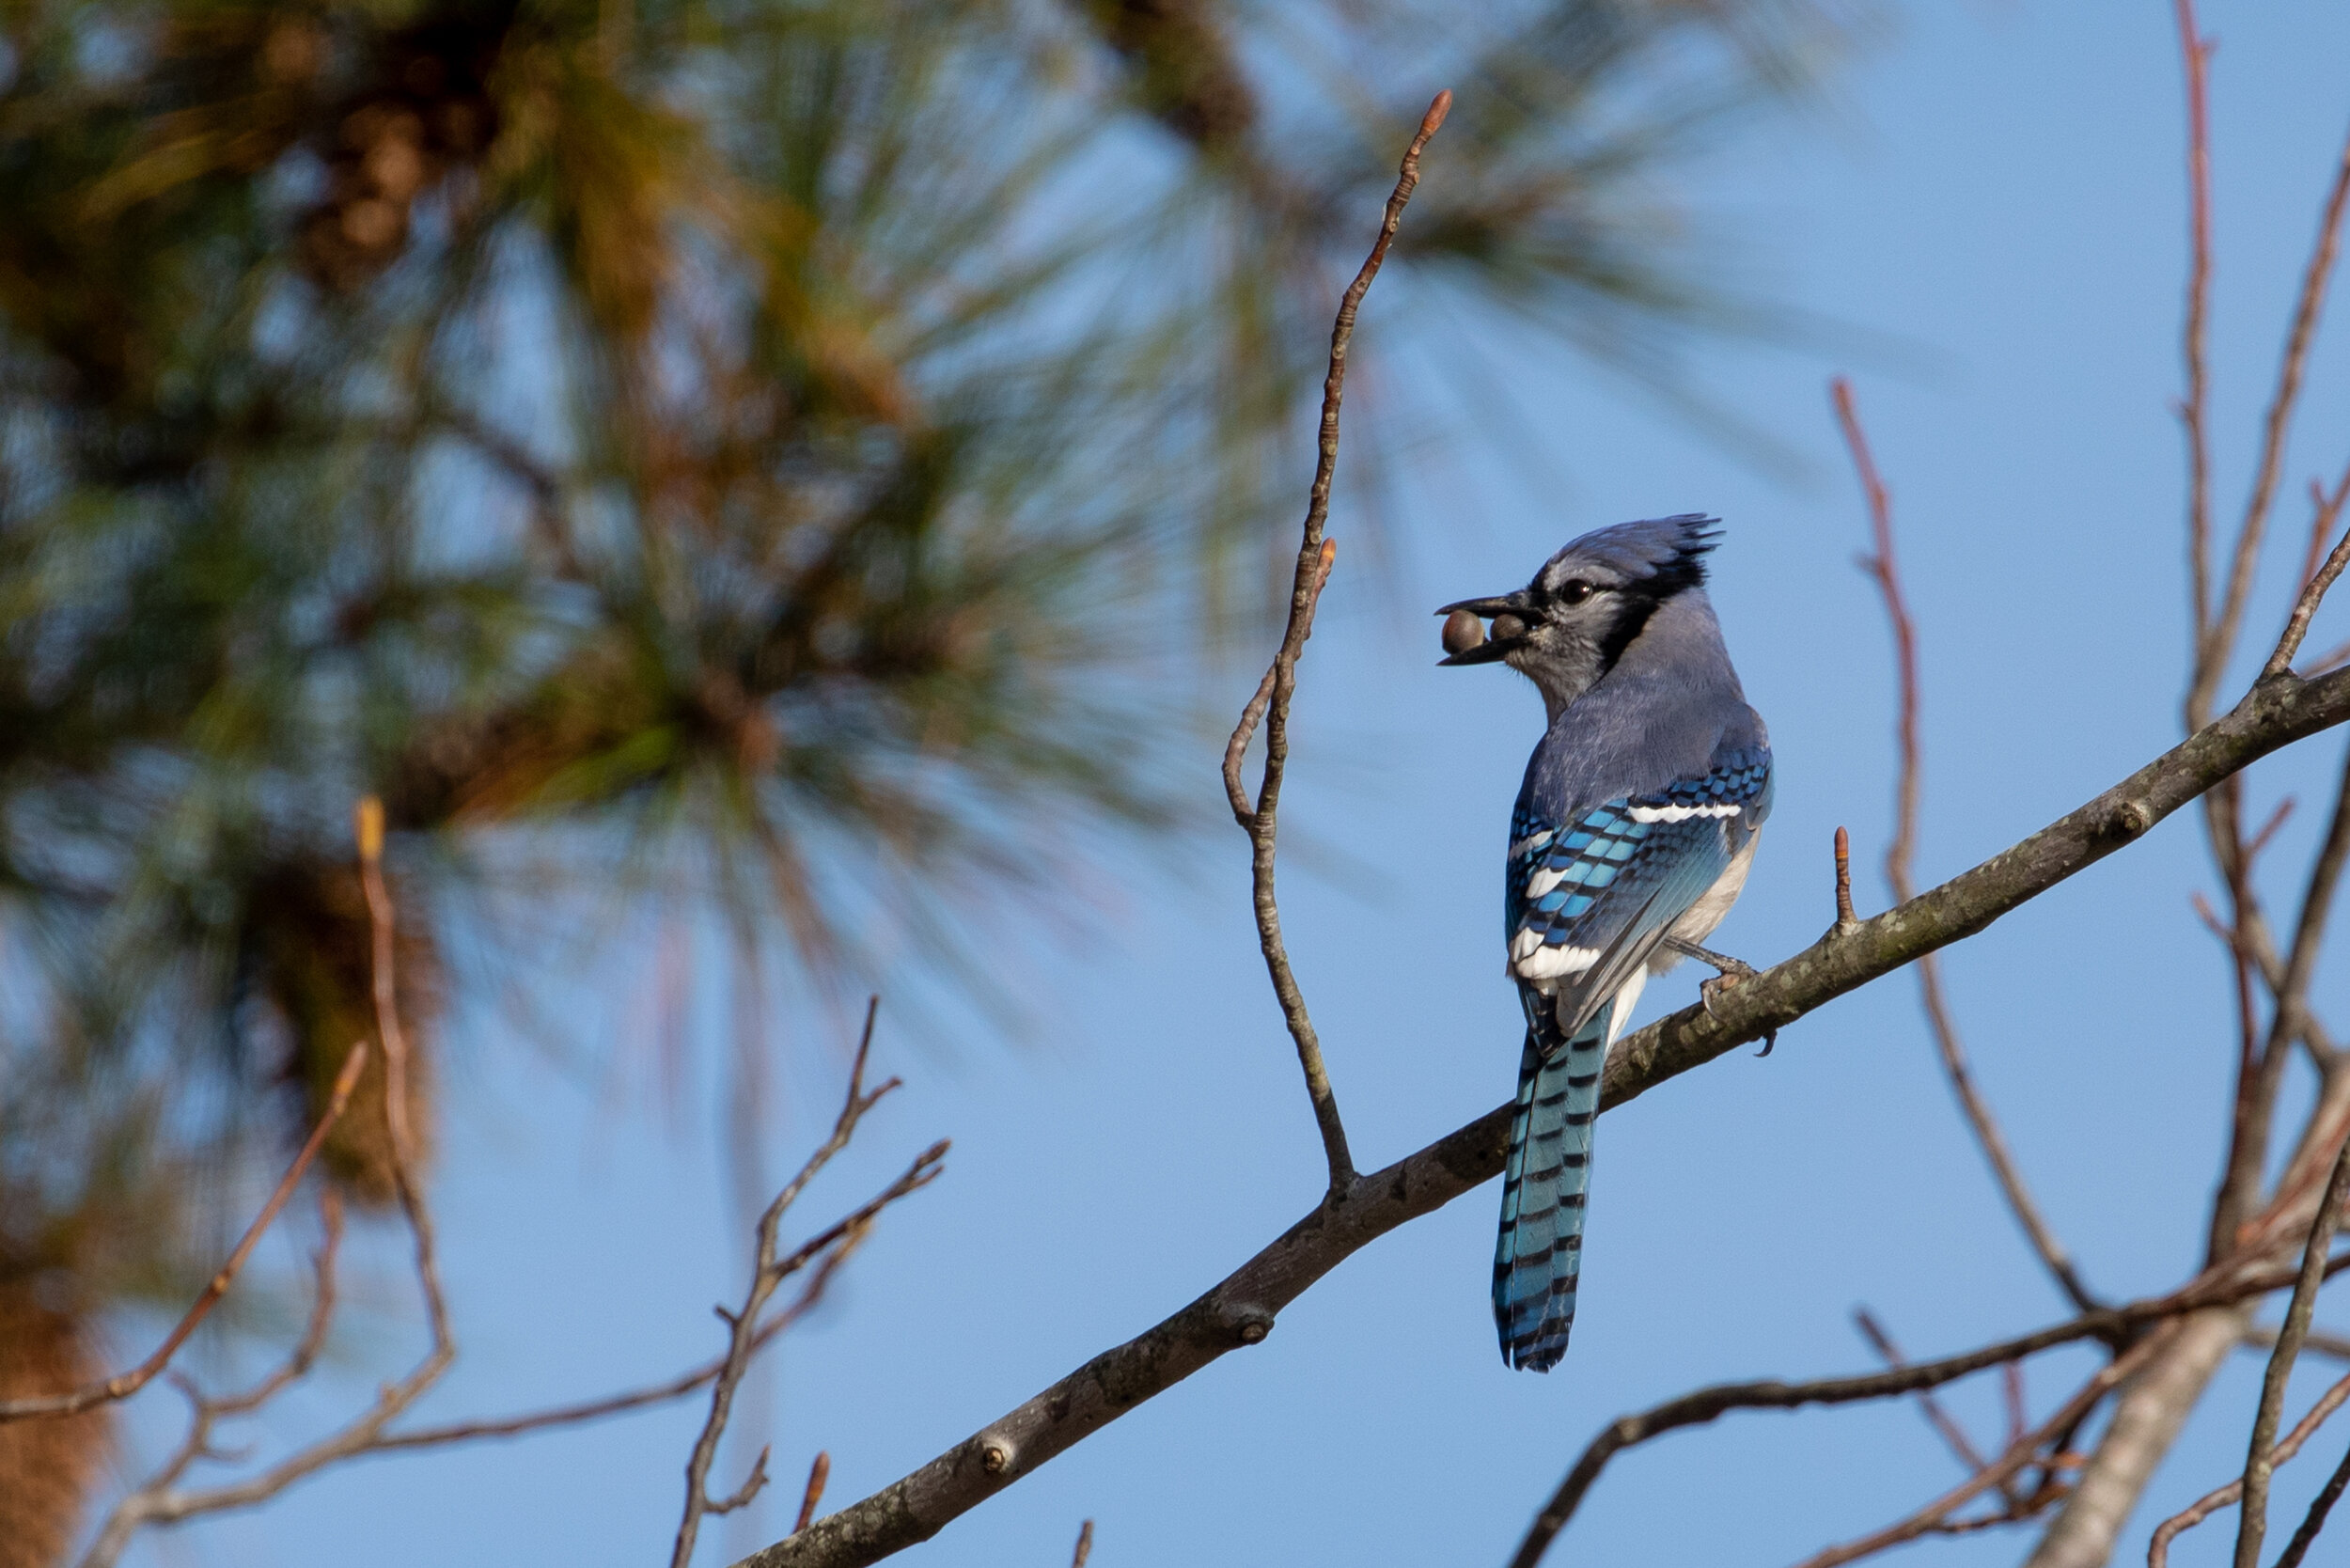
2272 1433 2350 1568
2267 463 2350 678
2191 890 2343 1072
76 802 463 1566
2234 1128 2350 1567
2247 797 2299 869
673 997 948 1568
1853 1309 1990 1478
2176 0 2215 660
2203 111 2350 720
1516 1244 2350 1568
0 1040 368 1422
2218 740 2350 1259
2246 1325 2350 1365
371 1240 856 1454
1833 374 2098 1312
1221 89 1449 1200
1786 1333 2171 1568
2145 1364 2350 1564
732 663 2350 1568
1070 1520 1094 1568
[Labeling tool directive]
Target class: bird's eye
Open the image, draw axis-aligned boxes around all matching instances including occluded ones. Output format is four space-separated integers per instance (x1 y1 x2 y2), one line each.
1559 579 1594 606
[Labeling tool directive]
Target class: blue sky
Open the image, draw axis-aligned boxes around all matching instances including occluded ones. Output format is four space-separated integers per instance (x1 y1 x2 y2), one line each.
109 3 2350 1566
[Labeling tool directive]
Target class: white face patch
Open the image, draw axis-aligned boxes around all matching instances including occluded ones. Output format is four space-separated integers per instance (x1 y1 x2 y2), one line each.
1514 943 1599 980
1625 803 1741 823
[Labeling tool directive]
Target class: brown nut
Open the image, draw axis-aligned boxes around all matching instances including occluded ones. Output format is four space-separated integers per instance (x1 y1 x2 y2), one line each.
1490 612 1528 643
1440 609 1486 656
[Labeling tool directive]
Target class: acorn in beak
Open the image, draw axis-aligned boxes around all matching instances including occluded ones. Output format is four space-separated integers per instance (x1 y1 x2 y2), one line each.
1435 591 1535 666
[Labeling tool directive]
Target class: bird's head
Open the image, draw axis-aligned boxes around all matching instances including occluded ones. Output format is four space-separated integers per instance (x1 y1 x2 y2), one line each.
1437 514 1721 714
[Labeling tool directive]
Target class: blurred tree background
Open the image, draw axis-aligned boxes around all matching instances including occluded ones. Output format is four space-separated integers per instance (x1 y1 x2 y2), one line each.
0 0 1862 1556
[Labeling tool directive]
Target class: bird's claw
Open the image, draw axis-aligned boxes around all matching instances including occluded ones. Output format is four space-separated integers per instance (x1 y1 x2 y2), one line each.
1676 941 1773 1057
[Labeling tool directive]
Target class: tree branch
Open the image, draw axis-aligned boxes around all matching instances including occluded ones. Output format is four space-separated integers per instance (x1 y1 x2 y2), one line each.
2146 1362 2350 1565
1787 1332 2170 1568
2197 107 2350 726
77 800 458 1565
2232 1127 2350 1567
0 1040 368 1423
728 663 2350 1568
2272 1431 2350 1568
673 997 948 1568
1222 89 1450 1200
2175 0 2215 665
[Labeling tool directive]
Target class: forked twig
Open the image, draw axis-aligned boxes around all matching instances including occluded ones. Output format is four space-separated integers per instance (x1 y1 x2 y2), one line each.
1508 1319 2168 1568
670 997 948 1568
0 1040 368 1422
1784 1331 2170 1568
1853 1309 1991 1480
2147 1361 2350 1565
373 1243 857 1454
77 799 458 1566
1220 88 1450 1200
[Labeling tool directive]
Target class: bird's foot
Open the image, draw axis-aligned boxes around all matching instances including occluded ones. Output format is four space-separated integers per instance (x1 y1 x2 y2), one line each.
1665 937 1777 1056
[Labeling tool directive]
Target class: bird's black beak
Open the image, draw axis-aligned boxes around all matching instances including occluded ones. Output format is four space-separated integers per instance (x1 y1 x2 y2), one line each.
1435 590 1535 666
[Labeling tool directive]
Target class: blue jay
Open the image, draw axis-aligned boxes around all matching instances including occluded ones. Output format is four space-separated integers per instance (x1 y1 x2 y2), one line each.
1438 515 1772 1372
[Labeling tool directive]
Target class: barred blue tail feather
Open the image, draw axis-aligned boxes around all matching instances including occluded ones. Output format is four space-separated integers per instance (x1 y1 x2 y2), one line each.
1494 1014 1605 1372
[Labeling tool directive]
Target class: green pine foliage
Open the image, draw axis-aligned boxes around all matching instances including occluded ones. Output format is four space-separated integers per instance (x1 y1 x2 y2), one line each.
0 0 1862 1528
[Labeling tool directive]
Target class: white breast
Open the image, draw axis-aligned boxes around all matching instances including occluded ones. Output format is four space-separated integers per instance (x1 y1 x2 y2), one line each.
1646 830 1762 974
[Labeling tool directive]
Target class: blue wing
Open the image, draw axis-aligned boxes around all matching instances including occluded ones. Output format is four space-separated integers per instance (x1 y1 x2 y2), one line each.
1505 745 1772 1046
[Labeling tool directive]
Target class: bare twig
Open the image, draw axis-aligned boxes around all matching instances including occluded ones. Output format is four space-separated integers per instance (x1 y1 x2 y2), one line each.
76 801 461 1566
1787 1333 2170 1568
672 997 948 1568
0 1041 368 1423
2273 1432 2350 1568
2268 463 2350 678
1853 1309 1990 1477
1509 1241 2350 1568
2215 741 2350 1260
2246 1324 2350 1364
1221 89 1449 1200
796 1453 831 1534
371 1243 856 1454
2204 112 2350 718
2232 1126 2350 1567
2175 0 2215 659
1833 375 2097 1313
2246 797 2299 868
2199 103 2350 1276
1070 1519 1094 1568
1510 1322 2172 1568
2146 1364 2350 1564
